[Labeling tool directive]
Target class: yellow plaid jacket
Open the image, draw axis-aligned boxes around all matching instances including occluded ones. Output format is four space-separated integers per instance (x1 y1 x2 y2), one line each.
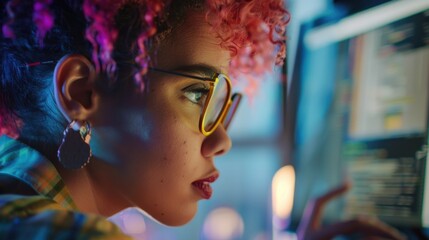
0 136 132 240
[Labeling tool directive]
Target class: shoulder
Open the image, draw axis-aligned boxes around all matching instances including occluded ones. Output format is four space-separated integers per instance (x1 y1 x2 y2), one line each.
0 194 132 240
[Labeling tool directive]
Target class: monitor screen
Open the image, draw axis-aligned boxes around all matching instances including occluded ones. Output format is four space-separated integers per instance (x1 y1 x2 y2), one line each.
291 0 429 228
341 9 429 226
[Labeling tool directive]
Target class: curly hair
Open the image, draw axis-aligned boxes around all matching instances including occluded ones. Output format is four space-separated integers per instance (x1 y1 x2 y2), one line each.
0 0 289 140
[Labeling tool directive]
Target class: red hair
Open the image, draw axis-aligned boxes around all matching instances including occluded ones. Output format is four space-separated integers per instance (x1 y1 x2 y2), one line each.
1 0 289 137
3 0 289 91
206 0 289 94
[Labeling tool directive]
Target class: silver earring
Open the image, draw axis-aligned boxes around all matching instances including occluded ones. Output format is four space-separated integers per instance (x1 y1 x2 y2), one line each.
57 120 92 169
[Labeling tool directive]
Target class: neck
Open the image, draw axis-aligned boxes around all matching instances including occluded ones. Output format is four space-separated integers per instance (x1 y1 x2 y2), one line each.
55 163 99 213
55 156 131 216
18 136 130 216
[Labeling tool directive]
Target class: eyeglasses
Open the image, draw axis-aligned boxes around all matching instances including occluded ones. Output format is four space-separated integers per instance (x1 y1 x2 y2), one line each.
24 60 242 136
149 68 242 136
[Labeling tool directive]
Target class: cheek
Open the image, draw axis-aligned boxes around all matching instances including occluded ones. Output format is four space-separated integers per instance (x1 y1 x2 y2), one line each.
114 106 201 183
91 109 153 164
116 111 203 225
118 111 152 142
94 95 205 224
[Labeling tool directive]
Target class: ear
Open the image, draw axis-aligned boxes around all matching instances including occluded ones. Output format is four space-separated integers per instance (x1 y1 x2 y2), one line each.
54 54 99 122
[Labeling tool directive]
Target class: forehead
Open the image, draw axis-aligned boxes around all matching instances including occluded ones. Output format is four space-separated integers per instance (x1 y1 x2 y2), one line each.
154 12 231 73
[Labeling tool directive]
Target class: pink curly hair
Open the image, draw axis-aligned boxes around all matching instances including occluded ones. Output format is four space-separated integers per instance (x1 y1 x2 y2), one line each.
82 0 122 75
2 0 54 44
1 0 289 137
33 0 54 47
206 0 289 95
3 0 288 87
82 0 165 91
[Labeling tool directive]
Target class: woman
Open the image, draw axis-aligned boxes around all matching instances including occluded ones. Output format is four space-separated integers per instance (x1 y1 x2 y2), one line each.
0 0 405 239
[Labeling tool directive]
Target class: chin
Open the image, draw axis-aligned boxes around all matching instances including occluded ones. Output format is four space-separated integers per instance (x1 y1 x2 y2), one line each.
154 205 198 227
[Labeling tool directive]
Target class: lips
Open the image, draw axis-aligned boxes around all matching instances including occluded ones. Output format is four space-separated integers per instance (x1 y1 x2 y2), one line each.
192 173 219 199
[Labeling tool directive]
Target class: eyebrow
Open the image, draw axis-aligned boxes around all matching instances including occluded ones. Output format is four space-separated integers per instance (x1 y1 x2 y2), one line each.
171 64 221 79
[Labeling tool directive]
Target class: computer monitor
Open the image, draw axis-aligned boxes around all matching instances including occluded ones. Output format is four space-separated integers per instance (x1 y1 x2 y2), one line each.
291 0 429 228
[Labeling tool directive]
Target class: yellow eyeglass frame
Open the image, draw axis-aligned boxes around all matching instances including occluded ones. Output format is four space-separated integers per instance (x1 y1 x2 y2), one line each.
23 61 240 136
149 68 234 136
199 73 232 136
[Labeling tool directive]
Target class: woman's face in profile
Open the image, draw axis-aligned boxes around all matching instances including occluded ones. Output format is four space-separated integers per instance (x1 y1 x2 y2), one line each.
88 11 232 226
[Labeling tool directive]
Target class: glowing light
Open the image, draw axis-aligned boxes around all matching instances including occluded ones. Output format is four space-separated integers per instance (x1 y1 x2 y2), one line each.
108 207 147 236
272 165 295 219
122 210 146 234
203 207 244 240
305 0 429 49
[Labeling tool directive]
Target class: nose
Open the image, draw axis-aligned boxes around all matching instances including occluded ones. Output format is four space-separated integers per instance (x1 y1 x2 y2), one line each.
201 125 232 157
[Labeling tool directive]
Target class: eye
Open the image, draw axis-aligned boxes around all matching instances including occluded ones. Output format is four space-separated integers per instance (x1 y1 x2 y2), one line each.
182 84 210 106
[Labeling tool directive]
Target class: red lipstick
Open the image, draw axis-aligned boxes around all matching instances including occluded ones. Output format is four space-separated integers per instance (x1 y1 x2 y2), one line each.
192 174 219 199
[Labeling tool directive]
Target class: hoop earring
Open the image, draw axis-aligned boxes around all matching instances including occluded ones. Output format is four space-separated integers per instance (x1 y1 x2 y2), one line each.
57 120 92 169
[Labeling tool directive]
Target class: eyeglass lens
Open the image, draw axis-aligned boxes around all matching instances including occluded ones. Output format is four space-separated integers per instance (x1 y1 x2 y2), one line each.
203 75 229 132
223 93 242 130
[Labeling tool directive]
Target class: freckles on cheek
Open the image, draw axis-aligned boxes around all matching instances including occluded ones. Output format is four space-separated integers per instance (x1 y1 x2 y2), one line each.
157 138 193 179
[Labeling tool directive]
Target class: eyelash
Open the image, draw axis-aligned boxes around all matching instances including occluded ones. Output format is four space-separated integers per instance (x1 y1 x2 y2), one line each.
182 84 210 107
